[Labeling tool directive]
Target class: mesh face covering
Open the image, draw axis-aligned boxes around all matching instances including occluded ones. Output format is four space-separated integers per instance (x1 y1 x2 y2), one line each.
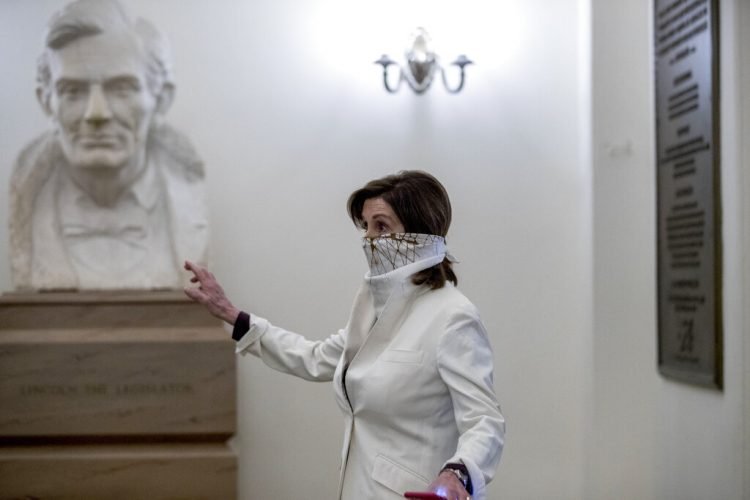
362 233 447 276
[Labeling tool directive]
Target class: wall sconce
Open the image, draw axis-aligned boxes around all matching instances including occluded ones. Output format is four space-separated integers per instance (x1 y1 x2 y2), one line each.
375 28 473 94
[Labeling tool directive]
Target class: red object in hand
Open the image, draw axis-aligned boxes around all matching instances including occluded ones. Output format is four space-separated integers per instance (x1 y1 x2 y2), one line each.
403 492 446 499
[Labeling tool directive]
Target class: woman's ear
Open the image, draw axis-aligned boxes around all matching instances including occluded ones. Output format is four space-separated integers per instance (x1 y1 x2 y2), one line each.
155 83 175 115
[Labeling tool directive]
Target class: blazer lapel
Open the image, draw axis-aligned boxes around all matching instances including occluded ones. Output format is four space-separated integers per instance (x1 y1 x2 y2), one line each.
342 282 376 367
348 280 420 368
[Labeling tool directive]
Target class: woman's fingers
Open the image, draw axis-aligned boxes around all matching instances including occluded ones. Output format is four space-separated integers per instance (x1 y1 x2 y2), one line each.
184 286 207 303
183 261 213 301
185 262 221 298
183 261 238 323
184 260 209 281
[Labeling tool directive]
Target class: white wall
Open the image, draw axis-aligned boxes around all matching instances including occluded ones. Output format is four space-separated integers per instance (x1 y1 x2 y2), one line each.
6 0 749 499
590 1 748 499
0 1 590 499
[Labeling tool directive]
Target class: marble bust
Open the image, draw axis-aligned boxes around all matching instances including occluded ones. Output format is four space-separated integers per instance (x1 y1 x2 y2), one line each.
9 0 209 291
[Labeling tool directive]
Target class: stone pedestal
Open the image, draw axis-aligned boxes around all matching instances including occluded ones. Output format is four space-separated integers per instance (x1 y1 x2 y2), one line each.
0 292 237 499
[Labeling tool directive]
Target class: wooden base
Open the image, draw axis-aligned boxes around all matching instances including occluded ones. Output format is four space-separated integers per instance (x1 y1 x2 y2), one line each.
0 326 236 438
0 442 237 499
0 292 237 497
0 292 236 439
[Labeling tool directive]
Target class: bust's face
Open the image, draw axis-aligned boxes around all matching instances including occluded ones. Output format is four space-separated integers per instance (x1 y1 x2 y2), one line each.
45 30 159 173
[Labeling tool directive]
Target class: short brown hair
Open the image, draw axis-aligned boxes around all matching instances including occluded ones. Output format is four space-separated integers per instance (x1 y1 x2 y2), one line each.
347 170 457 289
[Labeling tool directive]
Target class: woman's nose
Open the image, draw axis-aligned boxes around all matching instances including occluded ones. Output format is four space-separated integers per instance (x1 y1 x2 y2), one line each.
84 84 113 124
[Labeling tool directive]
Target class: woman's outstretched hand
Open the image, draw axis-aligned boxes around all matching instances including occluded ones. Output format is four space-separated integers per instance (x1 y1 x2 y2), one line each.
427 470 471 500
183 260 241 325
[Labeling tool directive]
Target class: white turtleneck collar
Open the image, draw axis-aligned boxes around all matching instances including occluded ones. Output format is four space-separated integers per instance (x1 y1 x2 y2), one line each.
364 252 445 319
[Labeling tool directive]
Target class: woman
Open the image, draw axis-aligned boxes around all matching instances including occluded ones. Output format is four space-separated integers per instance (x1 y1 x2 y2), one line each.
184 170 504 500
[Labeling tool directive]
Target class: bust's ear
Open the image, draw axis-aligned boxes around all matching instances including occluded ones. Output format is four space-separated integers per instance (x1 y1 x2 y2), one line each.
155 83 175 115
36 87 53 117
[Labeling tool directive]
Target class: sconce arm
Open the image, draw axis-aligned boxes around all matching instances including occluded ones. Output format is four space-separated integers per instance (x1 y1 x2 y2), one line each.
441 55 474 94
375 55 403 93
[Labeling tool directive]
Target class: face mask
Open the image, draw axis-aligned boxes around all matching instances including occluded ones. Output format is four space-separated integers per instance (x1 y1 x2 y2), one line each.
362 233 447 276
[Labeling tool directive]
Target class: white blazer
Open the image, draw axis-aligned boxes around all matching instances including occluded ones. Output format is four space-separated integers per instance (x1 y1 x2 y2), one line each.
237 277 505 499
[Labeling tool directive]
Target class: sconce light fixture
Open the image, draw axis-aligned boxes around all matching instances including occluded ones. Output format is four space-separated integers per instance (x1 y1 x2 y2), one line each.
375 28 473 94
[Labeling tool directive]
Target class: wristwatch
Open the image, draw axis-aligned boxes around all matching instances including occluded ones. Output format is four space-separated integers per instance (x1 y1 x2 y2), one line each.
441 463 473 494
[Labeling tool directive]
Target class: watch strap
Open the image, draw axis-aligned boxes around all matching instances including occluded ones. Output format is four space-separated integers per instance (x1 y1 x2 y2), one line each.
441 462 473 495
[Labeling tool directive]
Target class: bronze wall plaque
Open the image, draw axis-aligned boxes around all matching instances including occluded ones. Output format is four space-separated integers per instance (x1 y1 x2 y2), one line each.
655 0 722 388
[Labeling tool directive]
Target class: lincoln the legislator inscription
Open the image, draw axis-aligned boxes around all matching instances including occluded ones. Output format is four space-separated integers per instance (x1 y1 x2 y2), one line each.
655 0 722 388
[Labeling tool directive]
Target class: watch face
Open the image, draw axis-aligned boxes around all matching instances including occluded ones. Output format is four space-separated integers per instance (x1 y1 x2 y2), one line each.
445 467 466 482
443 465 471 491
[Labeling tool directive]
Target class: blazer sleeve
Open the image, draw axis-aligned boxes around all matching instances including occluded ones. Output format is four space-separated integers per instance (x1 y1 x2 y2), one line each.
436 304 505 498
234 315 345 382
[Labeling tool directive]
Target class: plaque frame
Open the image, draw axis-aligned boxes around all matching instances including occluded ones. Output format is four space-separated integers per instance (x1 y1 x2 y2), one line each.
655 0 723 389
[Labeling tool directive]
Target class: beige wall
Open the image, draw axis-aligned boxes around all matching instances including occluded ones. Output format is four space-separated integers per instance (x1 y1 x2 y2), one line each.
0 1 590 499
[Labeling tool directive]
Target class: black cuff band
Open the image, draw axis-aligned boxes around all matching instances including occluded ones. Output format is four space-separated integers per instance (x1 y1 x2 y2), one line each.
231 311 251 341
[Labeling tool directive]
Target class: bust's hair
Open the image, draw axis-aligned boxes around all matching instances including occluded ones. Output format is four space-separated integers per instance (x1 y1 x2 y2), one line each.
36 0 174 105
347 170 457 290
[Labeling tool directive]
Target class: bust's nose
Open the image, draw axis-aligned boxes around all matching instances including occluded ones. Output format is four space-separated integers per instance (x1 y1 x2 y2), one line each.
84 84 113 125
